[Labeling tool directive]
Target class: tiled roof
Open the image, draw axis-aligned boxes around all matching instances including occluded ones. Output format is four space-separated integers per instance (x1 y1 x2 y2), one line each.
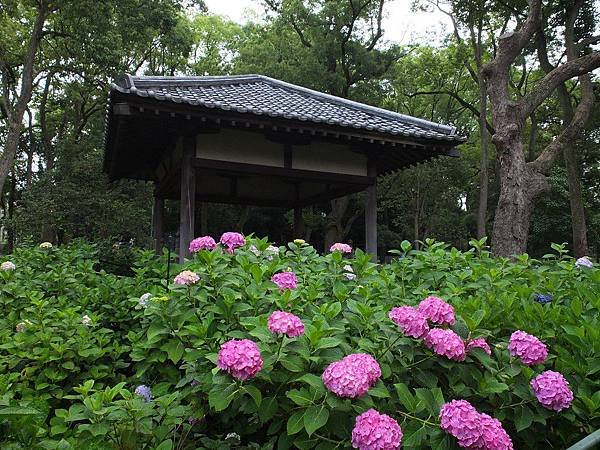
110 74 465 143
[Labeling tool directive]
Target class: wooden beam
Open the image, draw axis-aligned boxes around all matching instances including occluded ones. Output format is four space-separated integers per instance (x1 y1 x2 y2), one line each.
152 194 164 253
365 160 378 261
179 136 196 263
192 158 374 186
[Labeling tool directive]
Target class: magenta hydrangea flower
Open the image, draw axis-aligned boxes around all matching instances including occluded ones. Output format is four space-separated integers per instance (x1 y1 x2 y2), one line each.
440 400 483 448
389 306 429 338
189 236 216 253
508 330 548 366
530 370 574 412
352 409 402 450
418 296 456 325
174 270 200 286
330 242 352 253
217 339 263 380
267 311 305 338
322 353 381 398
466 338 492 356
220 232 246 254
425 329 466 361
271 271 298 290
475 413 514 450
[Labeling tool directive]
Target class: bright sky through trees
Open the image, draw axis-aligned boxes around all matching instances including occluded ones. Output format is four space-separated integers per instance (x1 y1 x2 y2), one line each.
203 0 452 44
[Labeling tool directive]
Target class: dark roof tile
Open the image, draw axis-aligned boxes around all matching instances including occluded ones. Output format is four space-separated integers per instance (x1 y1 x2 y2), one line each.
110 74 465 143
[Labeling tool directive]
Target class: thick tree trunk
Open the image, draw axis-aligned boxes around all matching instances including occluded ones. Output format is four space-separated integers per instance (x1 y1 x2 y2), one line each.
563 145 588 257
0 124 21 199
491 139 547 256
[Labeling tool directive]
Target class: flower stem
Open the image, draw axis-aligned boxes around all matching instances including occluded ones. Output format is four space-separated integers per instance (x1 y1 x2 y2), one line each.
499 399 534 409
397 411 438 427
380 334 403 358
275 335 286 362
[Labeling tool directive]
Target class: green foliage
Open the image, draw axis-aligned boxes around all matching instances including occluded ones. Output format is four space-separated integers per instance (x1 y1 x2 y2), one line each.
0 239 598 448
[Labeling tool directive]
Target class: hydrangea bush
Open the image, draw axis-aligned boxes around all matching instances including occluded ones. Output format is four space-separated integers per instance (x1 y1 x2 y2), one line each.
0 238 598 449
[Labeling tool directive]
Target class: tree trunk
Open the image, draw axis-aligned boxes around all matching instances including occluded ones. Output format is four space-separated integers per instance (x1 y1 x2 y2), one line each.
491 139 547 256
563 145 588 257
476 76 489 238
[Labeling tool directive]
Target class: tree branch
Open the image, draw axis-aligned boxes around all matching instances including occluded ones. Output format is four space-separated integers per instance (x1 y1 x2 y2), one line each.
519 51 600 121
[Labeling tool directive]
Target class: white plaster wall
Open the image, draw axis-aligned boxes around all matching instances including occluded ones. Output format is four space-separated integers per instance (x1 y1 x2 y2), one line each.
196 130 283 167
293 142 367 176
195 129 368 176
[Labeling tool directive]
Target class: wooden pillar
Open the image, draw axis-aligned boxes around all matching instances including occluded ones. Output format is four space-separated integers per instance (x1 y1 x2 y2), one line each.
293 206 304 238
365 160 378 261
179 136 196 262
200 202 208 235
152 195 164 253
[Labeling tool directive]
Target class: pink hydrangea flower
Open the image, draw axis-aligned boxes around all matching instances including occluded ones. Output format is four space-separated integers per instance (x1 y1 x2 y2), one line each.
220 232 246 254
189 236 216 253
466 338 492 356
530 370 573 412
418 296 456 325
330 242 352 253
508 330 548 366
217 339 263 380
425 329 466 361
474 413 514 450
389 306 429 338
174 270 200 286
440 400 483 448
352 409 402 450
271 271 298 290
267 311 305 338
322 353 381 398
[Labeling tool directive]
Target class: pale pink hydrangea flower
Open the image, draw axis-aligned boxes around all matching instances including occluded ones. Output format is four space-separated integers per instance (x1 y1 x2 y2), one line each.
530 370 573 412
174 270 200 286
425 329 466 361
1 261 16 271
189 236 216 253
322 353 381 398
466 338 492 356
271 271 298 290
389 306 429 338
352 409 402 450
330 242 352 253
418 296 456 325
220 232 246 254
15 320 32 333
473 413 514 450
267 311 305 338
439 400 483 448
217 339 263 380
508 330 548 366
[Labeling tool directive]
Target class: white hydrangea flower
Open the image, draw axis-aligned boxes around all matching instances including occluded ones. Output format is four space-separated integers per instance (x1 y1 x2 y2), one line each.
249 244 261 256
81 315 92 326
139 293 152 307
39 242 53 249
264 245 279 260
1 261 16 271
16 320 32 332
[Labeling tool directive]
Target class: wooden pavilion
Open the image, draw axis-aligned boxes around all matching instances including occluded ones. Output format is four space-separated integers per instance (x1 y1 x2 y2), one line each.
103 74 464 261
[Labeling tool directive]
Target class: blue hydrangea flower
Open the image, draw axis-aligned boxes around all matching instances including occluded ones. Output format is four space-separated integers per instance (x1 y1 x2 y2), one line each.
134 385 152 402
533 293 553 305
